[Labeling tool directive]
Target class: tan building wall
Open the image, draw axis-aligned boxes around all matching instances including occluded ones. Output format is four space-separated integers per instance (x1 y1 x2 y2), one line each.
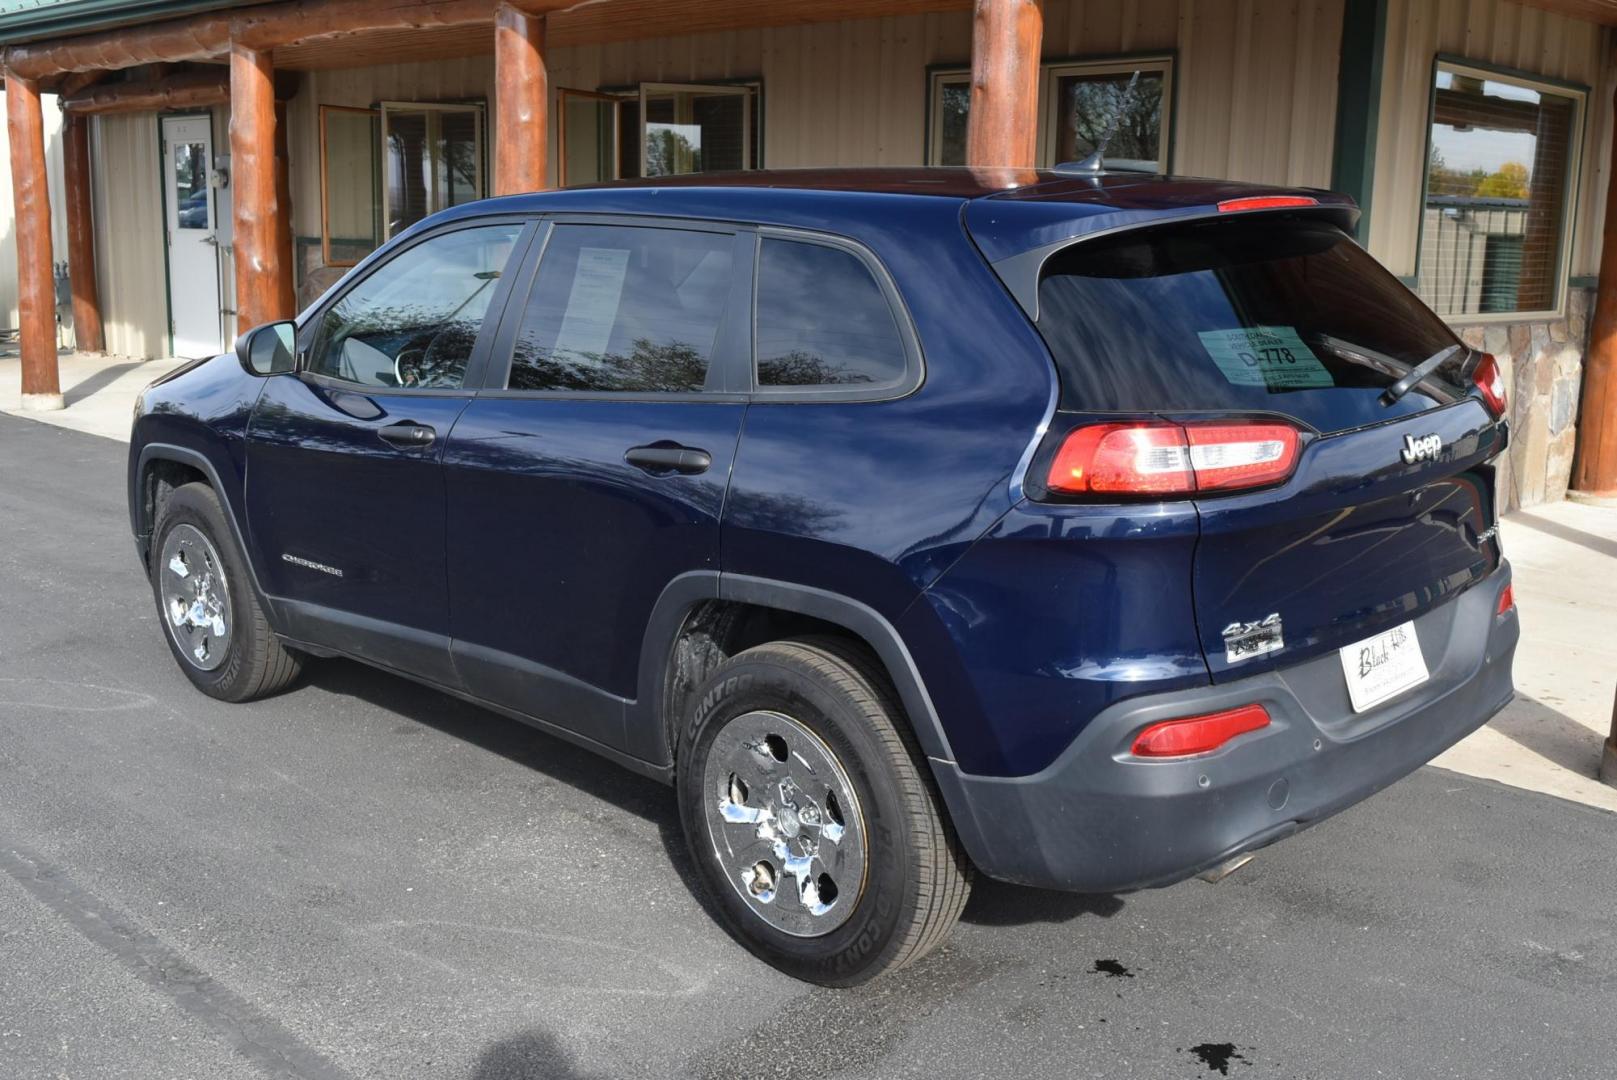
87 112 170 359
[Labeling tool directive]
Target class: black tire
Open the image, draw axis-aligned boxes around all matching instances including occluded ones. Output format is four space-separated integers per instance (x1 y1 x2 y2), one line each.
677 636 971 986
149 482 301 702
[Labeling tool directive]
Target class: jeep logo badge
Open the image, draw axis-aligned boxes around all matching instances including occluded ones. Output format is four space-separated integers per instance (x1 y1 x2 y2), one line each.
1401 432 1442 465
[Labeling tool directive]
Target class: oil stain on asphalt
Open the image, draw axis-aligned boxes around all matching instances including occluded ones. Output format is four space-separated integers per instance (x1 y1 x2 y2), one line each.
1091 959 1134 978
1185 1042 1248 1075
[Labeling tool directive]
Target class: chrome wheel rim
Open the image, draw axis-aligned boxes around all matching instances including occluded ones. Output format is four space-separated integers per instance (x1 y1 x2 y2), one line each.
158 523 232 672
702 710 868 937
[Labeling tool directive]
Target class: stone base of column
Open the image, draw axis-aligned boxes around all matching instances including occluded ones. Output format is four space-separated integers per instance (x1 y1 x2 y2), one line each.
1567 489 1617 508
20 392 66 412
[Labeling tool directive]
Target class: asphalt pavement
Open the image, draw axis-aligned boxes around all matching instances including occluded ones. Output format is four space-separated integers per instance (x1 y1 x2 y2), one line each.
2 410 1614 1080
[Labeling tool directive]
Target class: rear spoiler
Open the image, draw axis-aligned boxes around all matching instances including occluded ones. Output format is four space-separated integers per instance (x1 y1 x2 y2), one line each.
985 203 1361 322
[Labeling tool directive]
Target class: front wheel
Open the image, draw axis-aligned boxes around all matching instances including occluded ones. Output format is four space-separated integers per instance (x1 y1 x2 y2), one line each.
150 482 301 702
677 637 971 985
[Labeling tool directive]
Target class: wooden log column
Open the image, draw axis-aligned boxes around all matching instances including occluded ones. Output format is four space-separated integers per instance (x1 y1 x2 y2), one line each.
1572 84 1617 499
229 43 290 332
5 71 63 410
62 112 105 354
493 1 549 195
965 0 1043 169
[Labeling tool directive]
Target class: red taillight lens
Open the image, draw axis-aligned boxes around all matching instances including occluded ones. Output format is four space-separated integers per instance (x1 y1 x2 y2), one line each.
1216 195 1320 213
1131 704 1272 757
1046 421 1300 497
1497 583 1515 616
1472 351 1508 419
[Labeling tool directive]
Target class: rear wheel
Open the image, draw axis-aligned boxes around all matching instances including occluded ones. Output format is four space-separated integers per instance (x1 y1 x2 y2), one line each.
677 637 971 985
150 482 301 702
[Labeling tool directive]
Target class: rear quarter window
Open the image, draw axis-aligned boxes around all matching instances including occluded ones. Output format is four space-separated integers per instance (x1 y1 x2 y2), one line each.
1035 217 1469 433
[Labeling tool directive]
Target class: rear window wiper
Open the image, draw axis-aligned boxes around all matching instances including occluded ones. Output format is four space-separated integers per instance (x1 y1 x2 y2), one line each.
1381 344 1462 406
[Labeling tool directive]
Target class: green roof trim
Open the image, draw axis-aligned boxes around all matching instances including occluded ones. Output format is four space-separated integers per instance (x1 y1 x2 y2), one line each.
0 0 250 46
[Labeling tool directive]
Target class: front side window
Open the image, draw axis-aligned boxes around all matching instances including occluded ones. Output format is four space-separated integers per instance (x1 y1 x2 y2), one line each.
755 238 907 390
1418 61 1584 317
928 57 1173 170
306 223 522 390
508 224 735 393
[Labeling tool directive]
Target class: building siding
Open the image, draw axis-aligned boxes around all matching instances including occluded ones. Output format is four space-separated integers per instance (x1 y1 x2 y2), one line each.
88 111 168 358
0 89 68 336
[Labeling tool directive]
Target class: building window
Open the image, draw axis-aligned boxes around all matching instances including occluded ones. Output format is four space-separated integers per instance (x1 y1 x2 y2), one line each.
556 82 761 186
381 101 486 238
927 56 1173 170
319 105 382 267
1417 60 1585 318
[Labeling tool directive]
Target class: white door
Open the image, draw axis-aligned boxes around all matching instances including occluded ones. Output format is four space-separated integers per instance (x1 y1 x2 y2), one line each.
162 115 223 358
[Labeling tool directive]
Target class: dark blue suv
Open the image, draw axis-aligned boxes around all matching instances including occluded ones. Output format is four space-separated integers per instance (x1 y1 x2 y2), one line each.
129 168 1519 985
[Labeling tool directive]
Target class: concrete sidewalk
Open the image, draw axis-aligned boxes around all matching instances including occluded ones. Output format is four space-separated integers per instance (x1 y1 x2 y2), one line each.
5 350 1615 813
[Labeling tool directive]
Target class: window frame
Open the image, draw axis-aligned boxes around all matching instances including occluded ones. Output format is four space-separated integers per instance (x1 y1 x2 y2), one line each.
478 214 757 401
295 215 538 397
1414 55 1588 323
925 52 1176 170
319 104 382 269
378 99 489 241
748 227 924 403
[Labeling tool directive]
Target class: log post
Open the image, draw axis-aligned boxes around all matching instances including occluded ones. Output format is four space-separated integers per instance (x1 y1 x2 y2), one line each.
493 1 549 195
229 43 289 332
5 71 63 410
62 111 105 354
274 100 296 318
1572 87 1617 498
965 0 1043 169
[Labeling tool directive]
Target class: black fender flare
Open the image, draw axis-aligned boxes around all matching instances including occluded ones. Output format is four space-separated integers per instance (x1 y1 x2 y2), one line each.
132 442 271 604
629 571 956 769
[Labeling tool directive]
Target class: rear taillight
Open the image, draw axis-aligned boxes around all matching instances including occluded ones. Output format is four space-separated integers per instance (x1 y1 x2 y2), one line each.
1497 583 1515 616
1046 421 1300 497
1472 352 1508 419
1216 195 1319 213
1131 704 1271 757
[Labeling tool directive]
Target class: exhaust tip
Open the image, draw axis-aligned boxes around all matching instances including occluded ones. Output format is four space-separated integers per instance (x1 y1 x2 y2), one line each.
1197 852 1257 884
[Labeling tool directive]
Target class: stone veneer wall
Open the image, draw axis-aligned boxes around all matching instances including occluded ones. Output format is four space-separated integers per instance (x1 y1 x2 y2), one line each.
1454 286 1591 512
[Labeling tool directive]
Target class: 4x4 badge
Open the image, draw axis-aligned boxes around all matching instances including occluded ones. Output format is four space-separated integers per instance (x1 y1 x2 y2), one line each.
1401 432 1443 464
1223 613 1283 664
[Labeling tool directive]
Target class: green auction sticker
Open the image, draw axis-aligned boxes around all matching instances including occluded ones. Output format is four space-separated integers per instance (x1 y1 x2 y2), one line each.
1196 326 1334 389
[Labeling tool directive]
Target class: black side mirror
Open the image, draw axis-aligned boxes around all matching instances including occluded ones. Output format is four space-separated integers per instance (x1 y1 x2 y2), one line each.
235 320 297 376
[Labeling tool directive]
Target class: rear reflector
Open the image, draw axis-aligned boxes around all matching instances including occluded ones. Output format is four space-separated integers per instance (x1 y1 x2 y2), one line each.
1132 704 1272 757
1216 195 1320 213
1497 583 1515 616
1472 352 1508 419
1047 421 1300 496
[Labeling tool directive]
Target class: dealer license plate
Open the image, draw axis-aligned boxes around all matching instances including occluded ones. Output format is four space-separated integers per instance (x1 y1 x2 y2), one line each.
1338 621 1429 713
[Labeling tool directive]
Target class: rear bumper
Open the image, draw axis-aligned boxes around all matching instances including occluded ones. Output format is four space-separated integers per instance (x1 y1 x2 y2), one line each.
931 565 1518 892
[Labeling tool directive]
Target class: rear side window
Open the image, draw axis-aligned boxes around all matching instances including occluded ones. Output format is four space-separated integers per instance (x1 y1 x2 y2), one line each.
1035 218 1467 433
755 237 908 390
509 223 734 393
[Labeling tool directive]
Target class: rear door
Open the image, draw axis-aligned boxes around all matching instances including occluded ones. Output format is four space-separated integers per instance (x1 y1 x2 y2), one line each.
443 217 751 752
246 219 531 683
1032 214 1506 682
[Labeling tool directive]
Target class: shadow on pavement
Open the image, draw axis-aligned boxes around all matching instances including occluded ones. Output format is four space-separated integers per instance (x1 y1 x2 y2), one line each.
1509 509 1617 560
472 1027 610 1080
1488 692 1606 778
962 877 1124 926
63 359 148 407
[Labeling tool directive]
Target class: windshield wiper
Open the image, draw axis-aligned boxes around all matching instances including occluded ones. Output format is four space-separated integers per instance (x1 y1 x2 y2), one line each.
1381 344 1461 406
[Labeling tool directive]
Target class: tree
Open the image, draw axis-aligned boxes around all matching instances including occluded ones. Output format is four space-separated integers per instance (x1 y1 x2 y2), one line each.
1474 161 1530 200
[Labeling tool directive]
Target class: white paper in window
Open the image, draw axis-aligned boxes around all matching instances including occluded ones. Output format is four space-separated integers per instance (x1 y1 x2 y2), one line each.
554 246 630 361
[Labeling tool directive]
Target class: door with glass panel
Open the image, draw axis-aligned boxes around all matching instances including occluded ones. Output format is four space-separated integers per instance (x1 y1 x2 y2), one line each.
639 83 753 177
380 102 486 237
161 114 224 357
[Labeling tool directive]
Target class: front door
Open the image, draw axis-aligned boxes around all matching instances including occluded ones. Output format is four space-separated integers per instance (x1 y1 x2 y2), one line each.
444 219 752 752
245 219 531 686
162 115 223 358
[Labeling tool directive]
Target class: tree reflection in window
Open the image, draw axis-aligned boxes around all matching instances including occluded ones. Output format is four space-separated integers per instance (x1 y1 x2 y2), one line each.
307 224 521 390
755 238 907 389
509 225 733 393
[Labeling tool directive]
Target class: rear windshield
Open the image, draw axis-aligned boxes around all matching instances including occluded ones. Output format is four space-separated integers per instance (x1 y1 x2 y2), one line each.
1035 217 1468 432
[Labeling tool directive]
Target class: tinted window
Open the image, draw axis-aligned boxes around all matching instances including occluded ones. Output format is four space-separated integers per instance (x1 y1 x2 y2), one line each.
509 224 733 393
307 224 521 390
1035 218 1467 433
755 238 907 389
